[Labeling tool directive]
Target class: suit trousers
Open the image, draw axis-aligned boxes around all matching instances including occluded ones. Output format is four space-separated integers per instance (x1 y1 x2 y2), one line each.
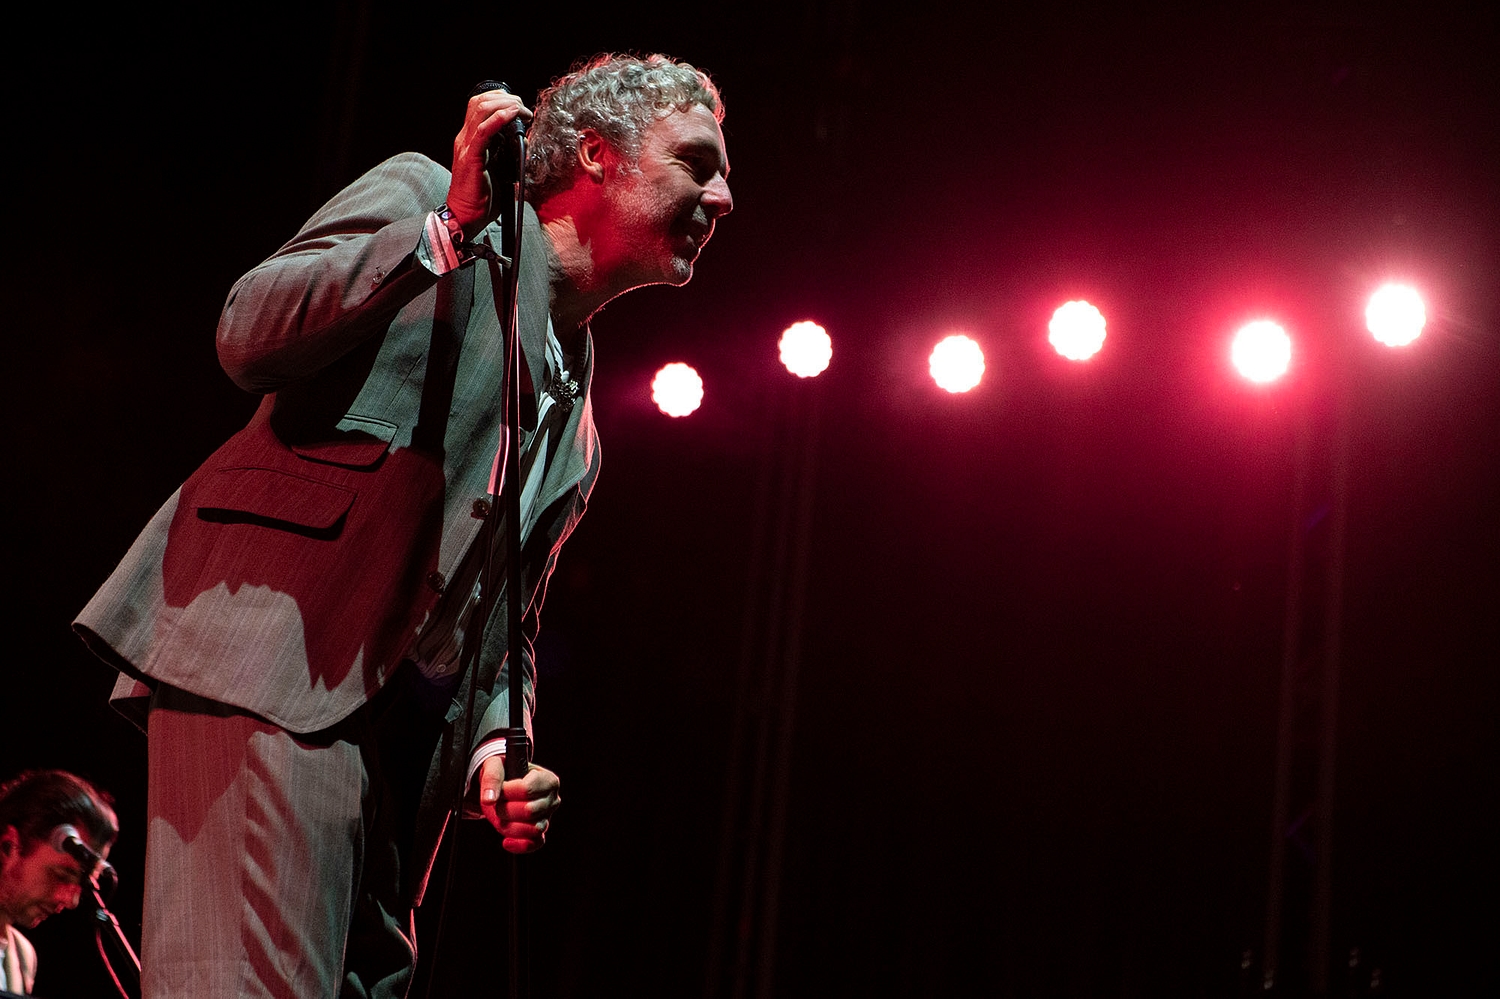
142 666 448 998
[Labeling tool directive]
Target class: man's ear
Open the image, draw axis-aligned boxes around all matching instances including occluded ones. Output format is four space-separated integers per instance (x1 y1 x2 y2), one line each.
576 128 611 183
0 825 19 860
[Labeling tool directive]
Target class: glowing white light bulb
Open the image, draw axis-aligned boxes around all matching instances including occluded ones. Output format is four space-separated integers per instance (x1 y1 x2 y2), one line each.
929 335 986 393
1366 284 1426 347
778 321 833 378
1231 321 1292 384
651 362 704 417
1049 300 1107 361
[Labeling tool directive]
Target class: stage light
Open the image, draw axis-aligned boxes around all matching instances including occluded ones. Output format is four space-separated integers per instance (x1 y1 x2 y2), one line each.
778 320 832 377
1231 320 1292 384
929 334 985 393
1048 300 1107 361
651 362 704 417
1366 283 1425 347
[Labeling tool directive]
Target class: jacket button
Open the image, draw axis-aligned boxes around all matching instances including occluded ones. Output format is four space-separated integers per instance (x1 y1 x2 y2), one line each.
471 498 491 518
426 571 445 594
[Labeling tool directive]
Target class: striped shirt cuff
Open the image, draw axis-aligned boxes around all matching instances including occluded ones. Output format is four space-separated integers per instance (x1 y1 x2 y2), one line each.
417 206 470 276
461 736 509 818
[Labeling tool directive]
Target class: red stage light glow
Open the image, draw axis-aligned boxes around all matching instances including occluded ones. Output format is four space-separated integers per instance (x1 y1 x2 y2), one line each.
778 320 833 377
1048 300 1107 361
1366 283 1426 347
651 362 704 417
929 335 985 393
1231 320 1292 383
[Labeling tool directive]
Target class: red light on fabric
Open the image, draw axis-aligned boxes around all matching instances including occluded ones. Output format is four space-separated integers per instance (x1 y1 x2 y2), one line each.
1048 300 1107 361
1366 283 1426 347
929 335 985 393
1231 321 1292 383
778 321 832 378
651 362 704 417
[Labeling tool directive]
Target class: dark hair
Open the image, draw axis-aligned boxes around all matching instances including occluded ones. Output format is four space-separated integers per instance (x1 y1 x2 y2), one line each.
0 769 117 853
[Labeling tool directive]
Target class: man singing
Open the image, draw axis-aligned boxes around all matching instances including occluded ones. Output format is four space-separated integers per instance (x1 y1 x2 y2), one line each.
74 53 732 996
0 770 119 996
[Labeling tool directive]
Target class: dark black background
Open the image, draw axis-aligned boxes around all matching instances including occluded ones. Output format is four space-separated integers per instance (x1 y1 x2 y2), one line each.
7 1 1497 995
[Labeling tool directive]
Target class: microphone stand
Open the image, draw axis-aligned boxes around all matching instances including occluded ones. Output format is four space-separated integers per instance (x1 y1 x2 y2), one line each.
426 82 531 999
88 874 140 999
489 110 533 999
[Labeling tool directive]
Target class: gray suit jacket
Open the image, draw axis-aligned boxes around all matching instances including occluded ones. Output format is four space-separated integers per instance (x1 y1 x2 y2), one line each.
74 153 600 748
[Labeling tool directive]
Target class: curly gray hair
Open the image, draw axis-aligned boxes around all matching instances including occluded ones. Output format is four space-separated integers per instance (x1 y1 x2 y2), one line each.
526 53 724 204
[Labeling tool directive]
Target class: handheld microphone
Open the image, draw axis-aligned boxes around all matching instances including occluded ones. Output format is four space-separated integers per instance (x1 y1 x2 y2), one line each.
469 80 527 137
51 823 117 890
470 80 527 184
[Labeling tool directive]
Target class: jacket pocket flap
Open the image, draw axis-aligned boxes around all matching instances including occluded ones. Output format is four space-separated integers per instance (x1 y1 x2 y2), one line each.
289 416 399 468
195 466 356 530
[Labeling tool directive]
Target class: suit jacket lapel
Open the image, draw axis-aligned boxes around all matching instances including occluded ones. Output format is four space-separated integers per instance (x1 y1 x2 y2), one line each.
518 205 551 422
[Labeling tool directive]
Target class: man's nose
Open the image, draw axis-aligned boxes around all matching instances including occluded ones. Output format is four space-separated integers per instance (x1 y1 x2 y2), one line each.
703 175 733 218
60 882 82 910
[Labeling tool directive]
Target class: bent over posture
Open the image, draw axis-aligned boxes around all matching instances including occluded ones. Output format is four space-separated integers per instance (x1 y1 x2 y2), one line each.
75 53 731 997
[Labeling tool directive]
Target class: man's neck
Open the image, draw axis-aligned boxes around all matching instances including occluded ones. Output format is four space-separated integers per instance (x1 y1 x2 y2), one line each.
538 218 605 333
537 194 652 339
